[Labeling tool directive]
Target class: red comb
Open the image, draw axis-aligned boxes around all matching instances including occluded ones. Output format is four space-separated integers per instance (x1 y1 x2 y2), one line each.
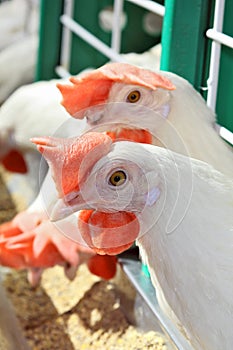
57 63 175 118
31 132 112 197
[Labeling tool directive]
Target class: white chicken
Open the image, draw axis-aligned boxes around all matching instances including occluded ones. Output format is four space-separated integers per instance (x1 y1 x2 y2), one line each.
0 0 39 102
44 131 233 350
0 0 38 51
122 43 161 71
0 76 75 201
0 34 38 104
0 77 72 148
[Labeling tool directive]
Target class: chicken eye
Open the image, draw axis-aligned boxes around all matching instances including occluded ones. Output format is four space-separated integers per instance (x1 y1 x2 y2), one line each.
109 170 127 186
127 90 141 103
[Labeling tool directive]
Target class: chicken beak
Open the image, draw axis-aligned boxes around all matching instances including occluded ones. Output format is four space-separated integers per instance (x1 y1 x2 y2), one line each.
50 191 91 222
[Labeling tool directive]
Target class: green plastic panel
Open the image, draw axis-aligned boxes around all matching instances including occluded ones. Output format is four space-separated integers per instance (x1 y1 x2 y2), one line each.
160 0 214 91
36 0 64 80
69 0 162 74
160 0 233 131
69 0 111 74
122 1 163 53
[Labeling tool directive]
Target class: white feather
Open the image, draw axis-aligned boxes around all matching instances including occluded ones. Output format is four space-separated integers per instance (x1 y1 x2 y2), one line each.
0 0 38 51
80 141 233 350
0 34 38 104
0 77 85 200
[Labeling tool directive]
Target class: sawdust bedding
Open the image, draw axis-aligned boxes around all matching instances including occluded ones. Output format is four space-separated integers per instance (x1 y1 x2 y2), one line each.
0 169 170 349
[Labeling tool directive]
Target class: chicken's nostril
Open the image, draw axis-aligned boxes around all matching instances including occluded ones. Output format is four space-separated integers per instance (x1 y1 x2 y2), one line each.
86 111 104 125
67 195 80 207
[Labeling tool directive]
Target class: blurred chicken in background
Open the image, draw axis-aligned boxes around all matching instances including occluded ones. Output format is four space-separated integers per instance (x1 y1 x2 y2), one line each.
0 0 39 104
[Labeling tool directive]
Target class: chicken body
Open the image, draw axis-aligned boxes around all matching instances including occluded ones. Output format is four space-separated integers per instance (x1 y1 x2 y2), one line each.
0 34 38 104
0 0 38 51
0 79 86 207
0 78 73 169
46 132 233 350
0 0 39 103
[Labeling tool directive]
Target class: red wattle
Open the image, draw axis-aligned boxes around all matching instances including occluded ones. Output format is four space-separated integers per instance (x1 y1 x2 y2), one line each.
106 128 152 144
78 210 140 255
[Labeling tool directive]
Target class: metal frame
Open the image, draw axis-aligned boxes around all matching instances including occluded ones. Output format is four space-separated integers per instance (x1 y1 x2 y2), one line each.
120 258 193 350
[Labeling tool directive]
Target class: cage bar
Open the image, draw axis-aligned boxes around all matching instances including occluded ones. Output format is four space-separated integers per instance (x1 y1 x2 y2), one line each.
125 0 165 16
111 0 124 53
60 14 126 64
206 0 226 111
